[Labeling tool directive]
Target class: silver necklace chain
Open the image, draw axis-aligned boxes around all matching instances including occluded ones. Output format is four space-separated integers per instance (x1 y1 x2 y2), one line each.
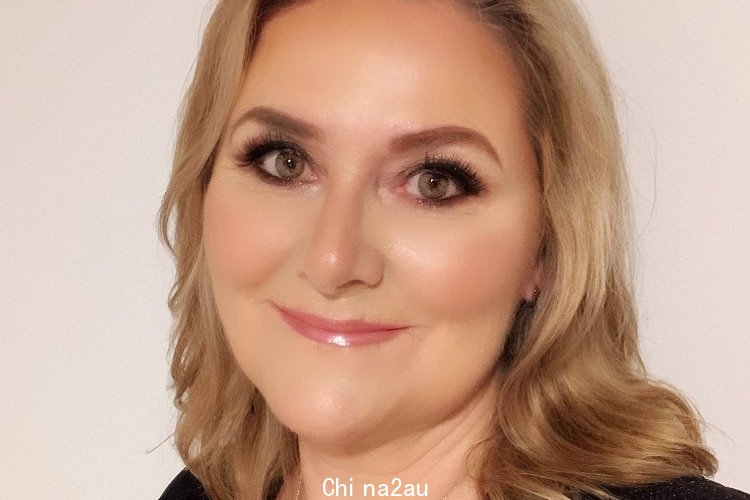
292 472 465 500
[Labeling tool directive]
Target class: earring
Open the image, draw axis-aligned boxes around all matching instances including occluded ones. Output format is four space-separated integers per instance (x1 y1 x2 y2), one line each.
526 286 539 305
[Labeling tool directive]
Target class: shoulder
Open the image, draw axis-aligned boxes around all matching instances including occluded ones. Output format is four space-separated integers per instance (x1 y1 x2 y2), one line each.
159 468 210 500
159 468 282 500
586 475 750 500
158 470 750 500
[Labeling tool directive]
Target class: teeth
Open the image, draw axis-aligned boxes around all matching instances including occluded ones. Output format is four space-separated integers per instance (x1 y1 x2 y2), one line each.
327 335 350 347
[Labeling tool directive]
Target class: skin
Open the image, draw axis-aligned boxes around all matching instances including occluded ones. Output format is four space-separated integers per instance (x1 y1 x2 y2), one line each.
202 0 544 497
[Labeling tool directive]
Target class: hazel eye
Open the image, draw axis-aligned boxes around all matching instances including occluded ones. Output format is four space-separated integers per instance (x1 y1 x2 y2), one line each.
261 149 307 180
416 171 454 200
407 170 462 203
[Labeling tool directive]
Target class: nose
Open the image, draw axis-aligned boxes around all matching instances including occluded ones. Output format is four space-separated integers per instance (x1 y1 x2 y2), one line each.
300 180 384 298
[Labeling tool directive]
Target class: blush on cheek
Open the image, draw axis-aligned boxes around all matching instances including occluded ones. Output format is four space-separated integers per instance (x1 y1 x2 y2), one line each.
202 181 292 288
396 228 531 317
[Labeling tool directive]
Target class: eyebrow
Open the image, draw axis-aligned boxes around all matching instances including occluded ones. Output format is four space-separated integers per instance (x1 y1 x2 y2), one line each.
229 106 324 140
389 126 502 168
229 106 503 168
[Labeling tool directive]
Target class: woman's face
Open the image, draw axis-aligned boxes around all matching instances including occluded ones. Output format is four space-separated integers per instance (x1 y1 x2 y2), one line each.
203 0 543 447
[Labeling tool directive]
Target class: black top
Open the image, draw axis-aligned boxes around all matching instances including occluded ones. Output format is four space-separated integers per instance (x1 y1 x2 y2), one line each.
160 468 750 499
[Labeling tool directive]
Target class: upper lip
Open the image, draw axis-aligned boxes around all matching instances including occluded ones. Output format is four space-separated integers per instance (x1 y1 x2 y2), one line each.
273 303 410 333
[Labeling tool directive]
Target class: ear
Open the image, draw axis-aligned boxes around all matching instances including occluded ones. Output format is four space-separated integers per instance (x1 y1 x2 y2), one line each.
522 261 545 303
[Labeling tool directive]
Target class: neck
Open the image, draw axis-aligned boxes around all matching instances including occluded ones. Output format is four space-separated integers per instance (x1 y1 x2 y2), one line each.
282 376 498 500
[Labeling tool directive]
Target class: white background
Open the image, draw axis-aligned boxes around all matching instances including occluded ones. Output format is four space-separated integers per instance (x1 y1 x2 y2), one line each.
1 1 747 498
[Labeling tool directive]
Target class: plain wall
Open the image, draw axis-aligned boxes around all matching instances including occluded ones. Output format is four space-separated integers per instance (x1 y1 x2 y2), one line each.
0 1 747 497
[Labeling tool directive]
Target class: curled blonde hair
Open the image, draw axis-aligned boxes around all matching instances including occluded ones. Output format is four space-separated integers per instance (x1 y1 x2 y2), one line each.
158 1 718 498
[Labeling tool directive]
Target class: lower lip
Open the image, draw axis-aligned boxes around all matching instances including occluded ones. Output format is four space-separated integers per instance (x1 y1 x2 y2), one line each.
275 307 410 347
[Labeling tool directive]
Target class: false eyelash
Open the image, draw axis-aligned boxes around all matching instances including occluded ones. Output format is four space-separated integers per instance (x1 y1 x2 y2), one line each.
401 152 487 207
232 130 309 169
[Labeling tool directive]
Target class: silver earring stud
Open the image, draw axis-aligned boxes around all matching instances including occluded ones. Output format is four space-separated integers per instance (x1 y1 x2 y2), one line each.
526 286 539 305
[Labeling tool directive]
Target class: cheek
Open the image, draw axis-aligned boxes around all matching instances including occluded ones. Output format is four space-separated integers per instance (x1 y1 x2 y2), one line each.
391 214 537 317
202 176 292 288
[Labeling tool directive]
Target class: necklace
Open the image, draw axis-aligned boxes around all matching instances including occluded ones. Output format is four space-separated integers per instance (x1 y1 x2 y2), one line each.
292 472 466 500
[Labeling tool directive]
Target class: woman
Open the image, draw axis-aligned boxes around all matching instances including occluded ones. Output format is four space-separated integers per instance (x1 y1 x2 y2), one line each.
158 0 748 499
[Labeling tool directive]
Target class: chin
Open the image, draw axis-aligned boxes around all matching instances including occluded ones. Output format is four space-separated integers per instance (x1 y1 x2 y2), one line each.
259 375 395 448
268 392 367 446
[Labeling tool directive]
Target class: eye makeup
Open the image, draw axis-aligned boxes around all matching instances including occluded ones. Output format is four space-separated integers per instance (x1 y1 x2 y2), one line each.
402 151 486 207
231 130 313 187
230 130 489 207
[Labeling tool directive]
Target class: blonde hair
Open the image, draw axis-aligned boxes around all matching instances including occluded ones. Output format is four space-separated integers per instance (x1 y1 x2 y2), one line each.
158 1 718 498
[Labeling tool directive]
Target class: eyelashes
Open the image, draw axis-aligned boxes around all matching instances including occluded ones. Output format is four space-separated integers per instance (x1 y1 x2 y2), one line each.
230 131 305 187
231 131 488 207
408 151 486 203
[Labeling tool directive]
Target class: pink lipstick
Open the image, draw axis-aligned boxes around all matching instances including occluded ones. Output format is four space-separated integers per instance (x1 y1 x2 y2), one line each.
272 303 411 347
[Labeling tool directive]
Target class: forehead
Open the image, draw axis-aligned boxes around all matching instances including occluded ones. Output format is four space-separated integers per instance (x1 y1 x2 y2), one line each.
236 0 526 150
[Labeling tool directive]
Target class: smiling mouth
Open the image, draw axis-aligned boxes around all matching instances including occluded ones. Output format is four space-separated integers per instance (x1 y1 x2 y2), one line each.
271 303 412 347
